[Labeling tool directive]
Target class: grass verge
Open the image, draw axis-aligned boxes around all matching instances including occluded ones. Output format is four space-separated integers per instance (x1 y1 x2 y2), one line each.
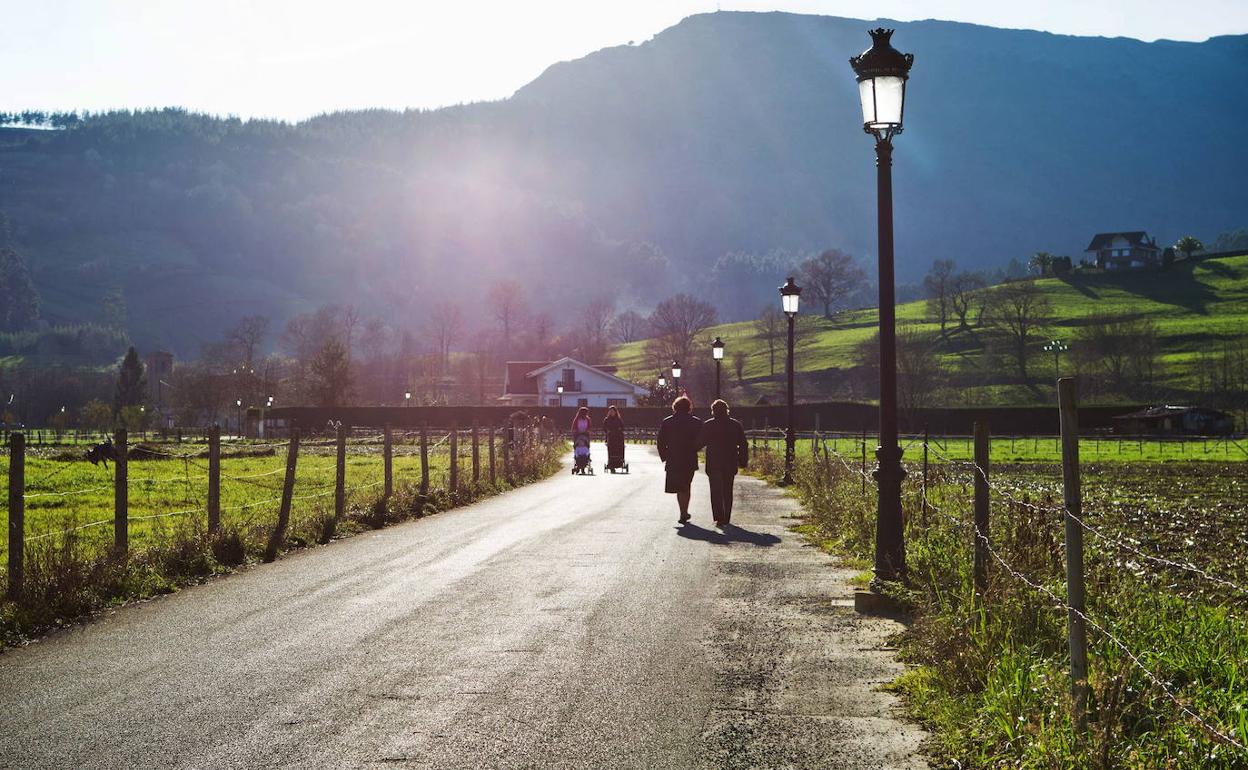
748 443 1248 769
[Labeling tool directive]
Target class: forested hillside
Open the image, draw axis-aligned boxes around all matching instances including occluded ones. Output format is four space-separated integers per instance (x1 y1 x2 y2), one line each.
1 12 1245 355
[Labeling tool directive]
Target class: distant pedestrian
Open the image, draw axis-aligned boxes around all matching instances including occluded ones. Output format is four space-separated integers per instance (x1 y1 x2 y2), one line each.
657 396 702 523
570 406 592 435
698 399 749 527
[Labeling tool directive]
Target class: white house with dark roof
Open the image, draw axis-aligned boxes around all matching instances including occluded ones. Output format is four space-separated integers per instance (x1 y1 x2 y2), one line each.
499 357 647 408
1085 231 1161 270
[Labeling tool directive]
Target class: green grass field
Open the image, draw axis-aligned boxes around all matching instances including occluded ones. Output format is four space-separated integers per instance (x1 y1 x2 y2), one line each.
0 436 481 559
757 433 1248 464
612 253 1248 405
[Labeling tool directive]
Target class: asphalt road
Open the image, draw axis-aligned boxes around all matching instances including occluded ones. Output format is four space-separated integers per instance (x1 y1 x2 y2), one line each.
0 444 927 769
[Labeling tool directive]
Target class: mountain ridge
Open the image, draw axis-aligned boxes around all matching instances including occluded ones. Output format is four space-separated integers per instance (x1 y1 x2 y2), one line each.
0 11 1244 356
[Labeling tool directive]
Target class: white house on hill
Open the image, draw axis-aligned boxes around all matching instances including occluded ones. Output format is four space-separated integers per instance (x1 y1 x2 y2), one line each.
1085 231 1161 270
500 357 648 408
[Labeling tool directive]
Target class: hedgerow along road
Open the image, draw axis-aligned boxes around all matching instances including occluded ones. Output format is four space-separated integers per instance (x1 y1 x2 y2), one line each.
0 443 927 769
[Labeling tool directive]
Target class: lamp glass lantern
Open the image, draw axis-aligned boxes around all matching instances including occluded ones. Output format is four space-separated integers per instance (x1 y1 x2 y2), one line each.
671 361 682 380
849 28 914 140
657 374 667 388
557 384 564 395
711 337 725 360
779 276 802 317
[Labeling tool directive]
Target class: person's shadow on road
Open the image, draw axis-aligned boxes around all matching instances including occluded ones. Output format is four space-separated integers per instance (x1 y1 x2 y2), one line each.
675 522 781 547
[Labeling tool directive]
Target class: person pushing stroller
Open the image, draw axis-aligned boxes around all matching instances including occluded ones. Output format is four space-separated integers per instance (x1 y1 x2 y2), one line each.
602 405 629 473
570 406 594 475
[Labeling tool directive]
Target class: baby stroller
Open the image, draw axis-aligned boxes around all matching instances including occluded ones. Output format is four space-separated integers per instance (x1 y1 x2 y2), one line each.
604 427 629 474
572 433 594 475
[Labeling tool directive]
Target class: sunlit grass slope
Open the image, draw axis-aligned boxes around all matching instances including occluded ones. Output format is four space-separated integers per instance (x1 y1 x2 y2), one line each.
612 253 1248 402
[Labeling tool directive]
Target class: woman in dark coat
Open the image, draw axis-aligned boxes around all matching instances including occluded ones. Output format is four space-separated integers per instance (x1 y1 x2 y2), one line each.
657 396 702 523
603 405 626 470
698 399 749 527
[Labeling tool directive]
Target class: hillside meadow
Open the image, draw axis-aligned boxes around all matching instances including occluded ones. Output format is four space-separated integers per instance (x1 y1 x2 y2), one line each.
612 253 1248 407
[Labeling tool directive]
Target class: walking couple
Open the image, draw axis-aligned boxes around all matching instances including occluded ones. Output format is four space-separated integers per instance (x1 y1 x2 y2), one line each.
656 396 749 527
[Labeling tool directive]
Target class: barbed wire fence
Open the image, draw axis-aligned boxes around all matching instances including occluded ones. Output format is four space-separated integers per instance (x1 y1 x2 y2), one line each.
764 383 1248 754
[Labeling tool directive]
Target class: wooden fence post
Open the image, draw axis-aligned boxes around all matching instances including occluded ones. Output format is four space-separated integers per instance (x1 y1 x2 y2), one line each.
860 428 867 494
472 421 480 484
207 425 221 535
264 429 300 562
1058 377 1090 732
383 424 393 499
503 422 512 483
921 425 929 528
420 423 430 494
7 432 24 599
449 423 459 495
114 428 128 554
972 420 990 596
334 423 347 521
488 425 497 486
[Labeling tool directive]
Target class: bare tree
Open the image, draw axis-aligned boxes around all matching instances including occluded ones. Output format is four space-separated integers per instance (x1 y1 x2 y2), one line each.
226 315 269 368
528 312 558 360
309 336 353 407
752 305 786 376
426 301 464 376
487 280 529 354
646 293 717 365
923 259 956 334
855 328 943 423
731 349 749 382
1074 313 1162 395
948 271 987 331
798 249 867 319
568 296 615 362
612 310 649 343
985 281 1053 380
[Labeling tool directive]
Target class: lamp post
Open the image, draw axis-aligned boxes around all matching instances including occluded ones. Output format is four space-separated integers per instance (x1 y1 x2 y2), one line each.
671 360 682 396
851 27 914 584
404 391 412 407
557 383 564 408
1043 339 1069 381
711 337 725 400
779 277 802 485
235 399 243 438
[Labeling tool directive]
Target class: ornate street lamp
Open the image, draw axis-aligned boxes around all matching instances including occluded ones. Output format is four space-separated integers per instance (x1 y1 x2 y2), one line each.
711 337 725 400
235 398 243 438
671 360 682 395
851 27 914 584
1043 339 1069 380
556 383 564 408
404 391 412 407
779 277 802 485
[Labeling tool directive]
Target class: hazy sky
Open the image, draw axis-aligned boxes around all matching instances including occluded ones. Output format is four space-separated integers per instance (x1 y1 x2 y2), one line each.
2 1 1245 121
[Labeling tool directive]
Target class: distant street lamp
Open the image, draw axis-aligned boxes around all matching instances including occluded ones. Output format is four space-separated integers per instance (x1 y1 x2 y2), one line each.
779 277 802 485
657 373 667 388
1044 339 1069 381
235 398 243 437
404 391 412 407
557 383 564 408
711 337 725 400
851 27 914 584
671 360 682 395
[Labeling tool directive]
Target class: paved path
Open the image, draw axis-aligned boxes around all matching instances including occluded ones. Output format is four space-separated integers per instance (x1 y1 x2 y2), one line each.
0 444 927 769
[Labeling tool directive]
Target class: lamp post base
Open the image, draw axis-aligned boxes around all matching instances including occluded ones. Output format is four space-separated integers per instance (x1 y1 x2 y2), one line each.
872 443 907 584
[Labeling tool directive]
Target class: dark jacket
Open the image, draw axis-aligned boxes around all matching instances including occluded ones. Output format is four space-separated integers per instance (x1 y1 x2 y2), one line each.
699 416 748 476
657 413 703 472
603 413 624 434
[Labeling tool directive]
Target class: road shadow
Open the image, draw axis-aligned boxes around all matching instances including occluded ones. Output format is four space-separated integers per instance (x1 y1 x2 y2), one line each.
675 522 782 547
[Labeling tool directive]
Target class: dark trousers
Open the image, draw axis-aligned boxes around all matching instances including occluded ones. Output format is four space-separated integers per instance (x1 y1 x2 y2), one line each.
707 471 736 523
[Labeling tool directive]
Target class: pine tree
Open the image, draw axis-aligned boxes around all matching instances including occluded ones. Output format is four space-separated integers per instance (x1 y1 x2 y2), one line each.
115 346 147 414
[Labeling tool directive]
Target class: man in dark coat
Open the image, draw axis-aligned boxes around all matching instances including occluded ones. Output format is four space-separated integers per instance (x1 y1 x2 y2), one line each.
657 395 702 523
698 399 749 527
